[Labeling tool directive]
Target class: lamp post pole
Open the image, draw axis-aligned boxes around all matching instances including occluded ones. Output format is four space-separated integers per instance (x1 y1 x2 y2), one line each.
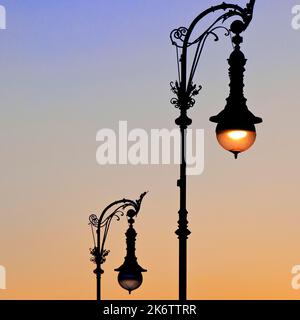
89 192 147 302
170 0 257 301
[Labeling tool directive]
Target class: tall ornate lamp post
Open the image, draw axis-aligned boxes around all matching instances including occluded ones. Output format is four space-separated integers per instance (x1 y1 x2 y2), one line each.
89 192 147 301
170 0 262 300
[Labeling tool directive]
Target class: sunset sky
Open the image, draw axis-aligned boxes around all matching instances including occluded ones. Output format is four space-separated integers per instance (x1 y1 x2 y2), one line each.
1 0 300 300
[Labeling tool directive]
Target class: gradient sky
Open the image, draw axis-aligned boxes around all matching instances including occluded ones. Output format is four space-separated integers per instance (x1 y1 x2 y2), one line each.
1 0 300 300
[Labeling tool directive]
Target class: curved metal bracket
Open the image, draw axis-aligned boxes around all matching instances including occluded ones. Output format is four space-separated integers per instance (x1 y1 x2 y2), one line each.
170 1 256 115
89 192 147 267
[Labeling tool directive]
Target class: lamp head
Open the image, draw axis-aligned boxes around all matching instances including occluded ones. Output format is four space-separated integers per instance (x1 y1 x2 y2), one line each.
114 223 146 294
117 270 143 294
210 105 262 159
115 259 147 294
210 26 262 158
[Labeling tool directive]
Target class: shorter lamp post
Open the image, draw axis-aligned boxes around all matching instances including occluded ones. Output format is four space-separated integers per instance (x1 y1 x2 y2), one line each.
89 192 147 302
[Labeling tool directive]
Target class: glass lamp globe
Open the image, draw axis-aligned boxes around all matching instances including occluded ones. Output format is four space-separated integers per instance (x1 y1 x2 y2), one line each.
117 271 143 294
216 122 256 158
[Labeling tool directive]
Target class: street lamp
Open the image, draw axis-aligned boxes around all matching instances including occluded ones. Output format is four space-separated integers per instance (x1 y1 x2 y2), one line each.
89 192 147 301
170 0 261 300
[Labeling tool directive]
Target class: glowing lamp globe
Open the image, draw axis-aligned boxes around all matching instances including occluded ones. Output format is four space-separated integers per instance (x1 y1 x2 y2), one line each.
216 122 257 159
